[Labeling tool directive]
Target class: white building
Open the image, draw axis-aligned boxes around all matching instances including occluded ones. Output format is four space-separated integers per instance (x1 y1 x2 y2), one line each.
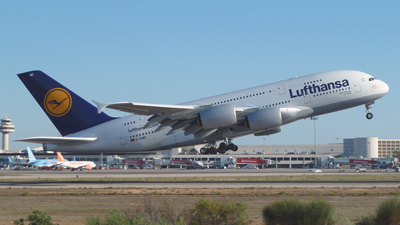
344 138 400 158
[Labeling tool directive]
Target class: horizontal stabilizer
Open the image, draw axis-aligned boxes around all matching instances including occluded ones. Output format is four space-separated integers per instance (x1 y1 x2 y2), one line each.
16 137 97 144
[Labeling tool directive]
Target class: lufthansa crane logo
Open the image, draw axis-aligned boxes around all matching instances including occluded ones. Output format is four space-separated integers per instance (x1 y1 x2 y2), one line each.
44 88 72 117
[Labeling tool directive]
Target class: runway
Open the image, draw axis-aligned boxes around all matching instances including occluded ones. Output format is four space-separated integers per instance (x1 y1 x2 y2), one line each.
0 168 399 188
1 180 399 189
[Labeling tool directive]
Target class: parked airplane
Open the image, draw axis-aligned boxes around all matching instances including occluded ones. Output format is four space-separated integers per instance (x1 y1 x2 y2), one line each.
26 146 60 167
8 157 14 167
56 152 96 171
17 70 388 154
186 161 205 169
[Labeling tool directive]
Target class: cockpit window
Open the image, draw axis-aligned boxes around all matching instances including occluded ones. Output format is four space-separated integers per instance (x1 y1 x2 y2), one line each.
369 77 375 81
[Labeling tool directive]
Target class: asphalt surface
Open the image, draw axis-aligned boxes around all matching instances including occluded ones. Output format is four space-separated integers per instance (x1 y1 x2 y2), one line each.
0 168 399 188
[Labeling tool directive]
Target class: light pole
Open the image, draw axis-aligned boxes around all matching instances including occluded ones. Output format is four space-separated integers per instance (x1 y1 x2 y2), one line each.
312 117 319 168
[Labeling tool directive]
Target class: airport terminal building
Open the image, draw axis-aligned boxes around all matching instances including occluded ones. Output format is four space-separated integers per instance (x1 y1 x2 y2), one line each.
1 137 399 169
343 138 400 159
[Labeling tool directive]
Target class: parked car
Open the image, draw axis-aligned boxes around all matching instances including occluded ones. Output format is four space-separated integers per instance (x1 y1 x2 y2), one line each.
356 168 367 172
309 169 322 173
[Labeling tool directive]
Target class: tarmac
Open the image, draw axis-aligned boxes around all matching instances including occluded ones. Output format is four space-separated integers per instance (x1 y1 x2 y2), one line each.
0 168 399 189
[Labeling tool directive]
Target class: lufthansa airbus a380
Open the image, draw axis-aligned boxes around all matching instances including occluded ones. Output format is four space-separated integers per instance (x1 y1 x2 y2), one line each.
17 70 389 154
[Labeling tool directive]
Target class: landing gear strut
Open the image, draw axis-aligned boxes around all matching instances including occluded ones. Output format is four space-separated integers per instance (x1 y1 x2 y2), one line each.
365 103 374 120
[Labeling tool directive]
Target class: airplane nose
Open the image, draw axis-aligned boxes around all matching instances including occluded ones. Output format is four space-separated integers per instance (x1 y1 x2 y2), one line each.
381 80 389 95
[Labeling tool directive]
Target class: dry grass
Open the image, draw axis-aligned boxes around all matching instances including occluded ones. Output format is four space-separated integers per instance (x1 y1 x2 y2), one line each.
1 187 400 224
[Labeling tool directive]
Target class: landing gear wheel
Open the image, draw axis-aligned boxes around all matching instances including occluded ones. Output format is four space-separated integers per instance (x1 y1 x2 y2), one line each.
228 143 235 150
366 113 373 120
233 145 238 151
219 142 226 150
209 147 216 154
200 147 208 154
217 147 226 154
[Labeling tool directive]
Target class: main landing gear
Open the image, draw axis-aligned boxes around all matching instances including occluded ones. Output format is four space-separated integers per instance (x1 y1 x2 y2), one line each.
365 103 374 120
200 139 238 155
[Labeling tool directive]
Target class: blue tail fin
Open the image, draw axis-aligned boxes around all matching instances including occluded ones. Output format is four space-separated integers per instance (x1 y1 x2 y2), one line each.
27 147 36 162
8 157 13 163
18 71 115 136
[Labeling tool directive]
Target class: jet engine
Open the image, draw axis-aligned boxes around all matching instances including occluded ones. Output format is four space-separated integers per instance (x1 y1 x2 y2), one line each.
197 103 237 129
244 107 282 130
245 107 314 130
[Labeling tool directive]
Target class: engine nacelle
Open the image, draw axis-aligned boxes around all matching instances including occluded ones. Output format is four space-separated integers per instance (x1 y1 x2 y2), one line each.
197 103 237 129
245 107 282 130
254 127 282 136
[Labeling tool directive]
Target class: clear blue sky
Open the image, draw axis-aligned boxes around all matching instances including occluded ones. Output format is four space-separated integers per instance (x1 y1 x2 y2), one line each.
1 1 399 150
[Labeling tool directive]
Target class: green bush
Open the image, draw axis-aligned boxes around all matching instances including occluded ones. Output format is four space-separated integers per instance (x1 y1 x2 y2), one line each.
262 198 337 225
356 198 400 225
85 210 160 225
85 198 248 225
13 210 58 225
85 199 187 225
190 198 248 225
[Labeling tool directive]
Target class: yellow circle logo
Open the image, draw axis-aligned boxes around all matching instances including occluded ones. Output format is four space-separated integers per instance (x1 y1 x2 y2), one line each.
44 88 72 117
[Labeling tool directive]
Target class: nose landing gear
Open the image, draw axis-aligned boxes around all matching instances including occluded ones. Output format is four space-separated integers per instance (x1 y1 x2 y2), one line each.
365 103 374 120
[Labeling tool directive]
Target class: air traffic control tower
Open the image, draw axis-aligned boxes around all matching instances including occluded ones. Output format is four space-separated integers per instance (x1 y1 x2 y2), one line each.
0 116 15 150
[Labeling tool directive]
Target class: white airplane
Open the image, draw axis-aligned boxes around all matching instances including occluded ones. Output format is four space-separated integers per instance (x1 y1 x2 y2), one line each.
56 152 96 171
17 70 388 154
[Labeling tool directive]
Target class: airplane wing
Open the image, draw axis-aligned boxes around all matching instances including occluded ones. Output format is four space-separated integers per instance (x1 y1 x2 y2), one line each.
15 137 98 144
92 100 256 137
92 100 200 116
